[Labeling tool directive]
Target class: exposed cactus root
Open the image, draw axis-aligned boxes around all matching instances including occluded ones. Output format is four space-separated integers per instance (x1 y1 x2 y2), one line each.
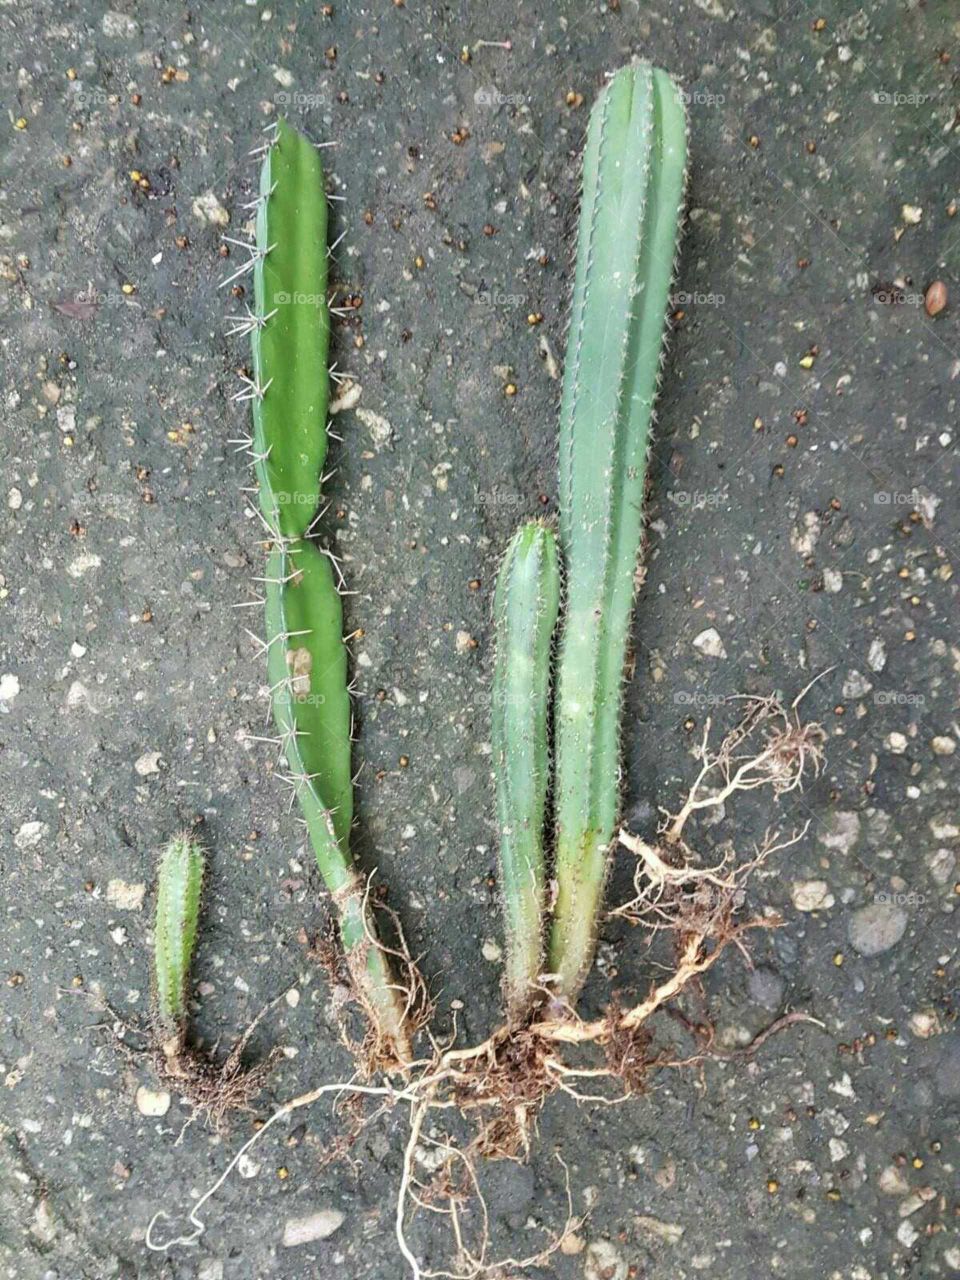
146 687 826 1273
154 1005 282 1133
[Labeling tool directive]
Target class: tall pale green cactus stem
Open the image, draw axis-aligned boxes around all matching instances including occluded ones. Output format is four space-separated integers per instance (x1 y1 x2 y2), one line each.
548 65 688 1001
244 119 411 1065
491 521 561 1021
154 834 205 1066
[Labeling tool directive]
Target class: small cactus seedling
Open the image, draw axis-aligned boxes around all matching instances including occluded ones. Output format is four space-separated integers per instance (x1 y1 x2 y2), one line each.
246 120 411 1065
549 64 688 999
491 520 561 1019
154 833 205 1055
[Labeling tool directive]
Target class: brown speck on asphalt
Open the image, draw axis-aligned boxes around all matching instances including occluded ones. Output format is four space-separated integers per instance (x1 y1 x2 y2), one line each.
924 280 947 316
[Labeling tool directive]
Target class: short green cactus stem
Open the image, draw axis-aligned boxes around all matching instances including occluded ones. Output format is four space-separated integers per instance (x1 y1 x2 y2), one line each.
154 834 205 1042
246 119 411 1065
549 64 688 1000
491 520 561 1020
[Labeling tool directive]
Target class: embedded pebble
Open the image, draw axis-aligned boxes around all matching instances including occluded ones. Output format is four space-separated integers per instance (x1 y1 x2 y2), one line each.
931 736 955 756
0 673 20 704
847 903 907 956
102 10 140 37
14 821 48 851
792 880 834 911
926 848 956 885
282 1209 345 1247
866 637 886 673
885 732 908 755
692 627 726 658
134 751 163 777
135 1087 170 1117
909 1009 942 1039
842 670 872 700
748 966 784 1011
817 811 860 855
481 938 502 962
790 512 820 557
878 1164 910 1195
106 880 146 911
192 191 230 227
822 567 843 593
584 1240 627 1280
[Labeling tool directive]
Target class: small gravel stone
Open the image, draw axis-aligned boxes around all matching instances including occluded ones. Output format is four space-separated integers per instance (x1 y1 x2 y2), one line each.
885 732 908 754
692 627 726 658
192 191 230 227
926 848 956 885
14 821 48 851
866 637 886 673
842 670 872 700
847 903 908 956
0 673 21 703
481 938 502 962
102 10 141 37
822 567 843 593
106 880 146 911
584 1240 627 1280
792 880 834 911
134 751 163 777
817 810 861 855
135 1087 170 1117
878 1164 910 1195
931 736 955 755
282 1209 345 1247
747 966 785 1011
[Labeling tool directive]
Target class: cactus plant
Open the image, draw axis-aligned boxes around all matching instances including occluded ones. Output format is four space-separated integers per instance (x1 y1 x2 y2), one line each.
548 64 688 1000
491 521 561 1020
154 833 205 1052
245 119 411 1064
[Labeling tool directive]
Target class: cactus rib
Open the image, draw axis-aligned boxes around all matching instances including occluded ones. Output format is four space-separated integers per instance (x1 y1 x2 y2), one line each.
249 120 410 1062
549 65 688 999
154 834 205 1039
491 521 561 1020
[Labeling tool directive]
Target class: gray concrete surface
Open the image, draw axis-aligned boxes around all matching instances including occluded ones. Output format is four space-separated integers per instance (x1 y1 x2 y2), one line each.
1 0 958 1276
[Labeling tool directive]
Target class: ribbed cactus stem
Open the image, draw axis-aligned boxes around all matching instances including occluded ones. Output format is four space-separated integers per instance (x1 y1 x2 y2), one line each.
491 521 561 1020
548 64 688 1000
154 834 205 1042
248 120 410 1064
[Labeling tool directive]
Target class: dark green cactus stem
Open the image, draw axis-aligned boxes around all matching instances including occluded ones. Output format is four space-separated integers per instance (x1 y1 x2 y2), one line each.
549 64 688 1000
154 834 205 1047
491 521 561 1020
248 119 411 1064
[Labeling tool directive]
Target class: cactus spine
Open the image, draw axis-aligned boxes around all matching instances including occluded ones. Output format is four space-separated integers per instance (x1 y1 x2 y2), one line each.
248 120 410 1063
154 834 205 1043
491 521 561 1020
548 65 688 999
